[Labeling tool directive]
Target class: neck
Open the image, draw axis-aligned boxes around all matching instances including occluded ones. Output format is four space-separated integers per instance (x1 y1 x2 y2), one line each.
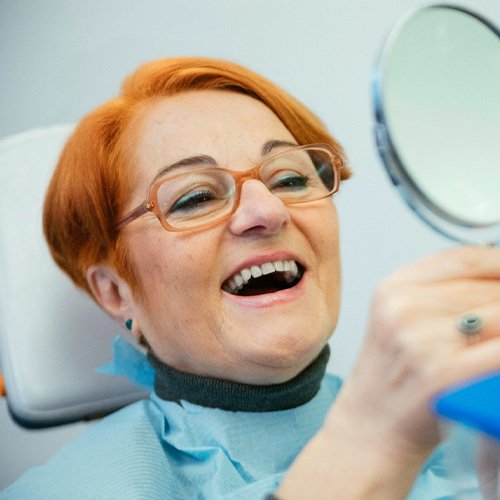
148 345 330 412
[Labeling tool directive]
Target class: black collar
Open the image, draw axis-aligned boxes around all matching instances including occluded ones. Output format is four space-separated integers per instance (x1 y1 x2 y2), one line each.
148 345 330 412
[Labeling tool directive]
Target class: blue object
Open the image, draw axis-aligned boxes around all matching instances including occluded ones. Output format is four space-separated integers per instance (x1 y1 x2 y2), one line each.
434 372 500 441
95 335 155 391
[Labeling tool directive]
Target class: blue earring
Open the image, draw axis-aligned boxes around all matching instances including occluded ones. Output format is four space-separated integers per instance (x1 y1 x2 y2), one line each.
125 319 133 330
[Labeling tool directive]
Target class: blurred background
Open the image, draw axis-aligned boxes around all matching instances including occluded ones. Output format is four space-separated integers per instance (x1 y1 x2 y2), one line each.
1 0 499 490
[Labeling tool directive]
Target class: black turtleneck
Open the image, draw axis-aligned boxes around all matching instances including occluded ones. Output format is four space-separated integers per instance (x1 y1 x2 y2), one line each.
147 344 330 412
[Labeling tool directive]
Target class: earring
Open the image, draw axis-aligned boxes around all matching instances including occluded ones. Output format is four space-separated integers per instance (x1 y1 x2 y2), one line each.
124 318 149 351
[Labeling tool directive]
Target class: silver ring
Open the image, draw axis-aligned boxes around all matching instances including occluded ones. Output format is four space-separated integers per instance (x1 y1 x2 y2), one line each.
457 314 484 338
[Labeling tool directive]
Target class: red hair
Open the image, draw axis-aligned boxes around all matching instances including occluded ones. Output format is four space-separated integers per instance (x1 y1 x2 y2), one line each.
43 57 350 296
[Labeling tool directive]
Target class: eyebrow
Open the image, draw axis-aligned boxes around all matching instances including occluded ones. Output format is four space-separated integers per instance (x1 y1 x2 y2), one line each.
151 154 217 184
151 139 299 184
260 139 299 156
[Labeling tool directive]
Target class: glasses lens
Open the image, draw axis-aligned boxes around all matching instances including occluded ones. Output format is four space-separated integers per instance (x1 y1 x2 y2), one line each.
157 170 236 229
153 147 338 231
260 147 337 202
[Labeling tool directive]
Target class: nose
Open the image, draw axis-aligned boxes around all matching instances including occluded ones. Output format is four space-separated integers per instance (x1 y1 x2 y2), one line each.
228 179 290 237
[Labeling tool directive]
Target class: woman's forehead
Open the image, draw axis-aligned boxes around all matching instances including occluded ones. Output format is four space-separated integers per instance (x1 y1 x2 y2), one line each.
133 90 296 166
124 89 297 198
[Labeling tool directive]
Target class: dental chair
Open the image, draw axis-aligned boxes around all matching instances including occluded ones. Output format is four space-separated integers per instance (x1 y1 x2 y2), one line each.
0 125 147 428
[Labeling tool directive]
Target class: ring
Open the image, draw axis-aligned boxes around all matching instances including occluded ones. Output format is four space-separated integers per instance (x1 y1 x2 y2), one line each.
457 314 484 339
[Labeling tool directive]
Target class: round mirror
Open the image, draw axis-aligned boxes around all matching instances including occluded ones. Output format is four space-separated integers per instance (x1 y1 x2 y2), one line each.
373 5 500 245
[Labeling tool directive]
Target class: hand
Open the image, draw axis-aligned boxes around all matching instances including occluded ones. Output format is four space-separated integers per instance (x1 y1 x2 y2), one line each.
277 246 500 499
329 245 500 458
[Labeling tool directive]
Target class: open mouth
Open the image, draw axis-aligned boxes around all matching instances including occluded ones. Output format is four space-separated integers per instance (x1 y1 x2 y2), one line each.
222 260 305 296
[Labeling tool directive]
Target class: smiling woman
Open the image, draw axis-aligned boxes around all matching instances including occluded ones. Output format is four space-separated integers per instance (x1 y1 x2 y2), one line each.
89 90 342 386
3 57 500 499
44 60 348 387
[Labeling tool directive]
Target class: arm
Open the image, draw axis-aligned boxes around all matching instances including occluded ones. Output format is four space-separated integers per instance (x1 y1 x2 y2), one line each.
277 418 430 499
278 246 500 499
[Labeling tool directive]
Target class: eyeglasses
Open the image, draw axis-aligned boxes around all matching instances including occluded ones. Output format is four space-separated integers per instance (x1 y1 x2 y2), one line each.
116 143 343 232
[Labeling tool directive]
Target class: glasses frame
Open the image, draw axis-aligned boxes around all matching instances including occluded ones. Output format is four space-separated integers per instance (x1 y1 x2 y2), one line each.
116 143 343 232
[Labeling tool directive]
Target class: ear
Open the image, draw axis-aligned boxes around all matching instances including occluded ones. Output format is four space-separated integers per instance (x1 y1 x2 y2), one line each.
86 264 133 323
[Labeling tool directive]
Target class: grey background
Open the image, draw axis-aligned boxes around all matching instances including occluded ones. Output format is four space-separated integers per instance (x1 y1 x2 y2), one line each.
1 0 499 490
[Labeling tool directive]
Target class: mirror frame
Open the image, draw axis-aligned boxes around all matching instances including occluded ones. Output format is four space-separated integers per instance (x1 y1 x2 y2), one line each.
372 4 500 246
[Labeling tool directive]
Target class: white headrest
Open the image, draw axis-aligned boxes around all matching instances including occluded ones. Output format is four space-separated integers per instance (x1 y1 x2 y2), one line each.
0 125 146 428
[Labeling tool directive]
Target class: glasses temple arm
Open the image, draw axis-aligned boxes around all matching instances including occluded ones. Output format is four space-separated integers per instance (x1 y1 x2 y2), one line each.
115 203 150 230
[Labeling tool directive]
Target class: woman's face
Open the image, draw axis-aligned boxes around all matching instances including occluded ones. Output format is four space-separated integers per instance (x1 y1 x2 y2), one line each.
123 90 341 384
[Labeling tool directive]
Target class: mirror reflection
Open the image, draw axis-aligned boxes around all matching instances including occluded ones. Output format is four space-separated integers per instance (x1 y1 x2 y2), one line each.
374 5 500 244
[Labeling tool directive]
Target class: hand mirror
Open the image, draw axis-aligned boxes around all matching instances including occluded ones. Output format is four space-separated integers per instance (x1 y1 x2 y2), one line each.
373 4 500 245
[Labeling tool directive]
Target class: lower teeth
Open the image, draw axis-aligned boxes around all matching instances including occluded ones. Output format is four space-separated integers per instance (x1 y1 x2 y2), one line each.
225 272 301 296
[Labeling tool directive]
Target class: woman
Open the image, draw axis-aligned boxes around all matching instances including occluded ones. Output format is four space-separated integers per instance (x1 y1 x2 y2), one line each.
3 57 500 499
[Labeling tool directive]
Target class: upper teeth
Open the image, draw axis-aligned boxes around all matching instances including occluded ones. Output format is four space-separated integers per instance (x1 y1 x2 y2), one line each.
224 259 299 293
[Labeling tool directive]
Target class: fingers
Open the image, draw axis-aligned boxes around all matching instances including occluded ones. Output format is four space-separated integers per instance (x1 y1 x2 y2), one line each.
385 246 500 285
366 288 500 393
370 281 500 346
438 337 500 389
457 305 500 344
339 245 500 455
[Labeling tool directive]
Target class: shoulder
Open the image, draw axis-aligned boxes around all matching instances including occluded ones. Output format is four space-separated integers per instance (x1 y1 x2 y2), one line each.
1 399 173 500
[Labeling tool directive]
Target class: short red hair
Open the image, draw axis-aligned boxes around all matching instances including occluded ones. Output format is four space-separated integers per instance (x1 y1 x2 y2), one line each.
43 57 350 296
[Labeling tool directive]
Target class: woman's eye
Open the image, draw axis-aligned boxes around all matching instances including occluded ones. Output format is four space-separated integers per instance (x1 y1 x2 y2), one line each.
270 174 310 191
170 190 216 213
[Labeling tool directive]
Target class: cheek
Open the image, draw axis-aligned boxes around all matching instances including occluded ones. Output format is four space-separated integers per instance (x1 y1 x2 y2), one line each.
310 204 340 261
309 205 341 296
129 230 221 312
124 232 178 315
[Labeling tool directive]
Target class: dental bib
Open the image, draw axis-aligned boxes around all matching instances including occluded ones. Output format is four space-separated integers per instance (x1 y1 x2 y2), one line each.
1 336 468 499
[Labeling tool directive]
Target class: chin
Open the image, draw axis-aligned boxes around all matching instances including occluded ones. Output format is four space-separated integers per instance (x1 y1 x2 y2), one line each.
238 330 329 383
219 288 336 383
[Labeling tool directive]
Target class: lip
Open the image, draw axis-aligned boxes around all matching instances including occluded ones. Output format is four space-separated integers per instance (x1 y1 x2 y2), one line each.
222 251 305 285
221 247 307 309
